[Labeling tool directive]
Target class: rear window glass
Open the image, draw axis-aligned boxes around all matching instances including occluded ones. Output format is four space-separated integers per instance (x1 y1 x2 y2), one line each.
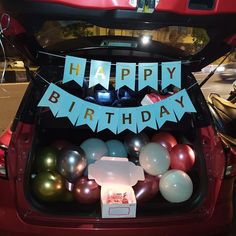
36 21 209 56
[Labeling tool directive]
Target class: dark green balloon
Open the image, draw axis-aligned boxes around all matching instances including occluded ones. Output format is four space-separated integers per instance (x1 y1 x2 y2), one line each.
36 147 58 172
32 171 64 201
61 190 74 203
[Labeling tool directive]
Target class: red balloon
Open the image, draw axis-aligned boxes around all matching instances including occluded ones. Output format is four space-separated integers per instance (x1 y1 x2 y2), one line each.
170 144 195 172
133 174 159 203
73 177 100 204
151 132 177 151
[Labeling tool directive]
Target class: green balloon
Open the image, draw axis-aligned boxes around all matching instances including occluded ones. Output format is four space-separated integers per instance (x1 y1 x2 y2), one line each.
32 171 64 201
61 190 74 203
36 147 58 172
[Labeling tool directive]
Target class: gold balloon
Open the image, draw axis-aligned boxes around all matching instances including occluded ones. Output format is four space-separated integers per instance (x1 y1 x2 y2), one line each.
36 147 58 172
32 171 64 201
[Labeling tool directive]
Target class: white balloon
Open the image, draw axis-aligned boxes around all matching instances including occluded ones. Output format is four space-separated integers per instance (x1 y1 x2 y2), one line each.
139 143 170 176
159 170 193 203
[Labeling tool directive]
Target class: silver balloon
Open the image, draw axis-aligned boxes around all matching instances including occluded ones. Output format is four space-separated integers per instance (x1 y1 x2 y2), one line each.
57 146 87 182
124 132 149 158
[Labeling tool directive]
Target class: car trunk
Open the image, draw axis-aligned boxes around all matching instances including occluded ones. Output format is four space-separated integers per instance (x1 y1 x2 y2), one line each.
1 0 234 228
7 62 225 226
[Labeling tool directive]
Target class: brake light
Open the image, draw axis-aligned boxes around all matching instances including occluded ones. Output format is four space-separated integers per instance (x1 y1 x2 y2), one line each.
0 145 8 178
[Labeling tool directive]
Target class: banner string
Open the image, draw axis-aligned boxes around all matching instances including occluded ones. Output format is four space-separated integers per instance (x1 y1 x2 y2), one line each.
0 14 11 98
38 50 203 66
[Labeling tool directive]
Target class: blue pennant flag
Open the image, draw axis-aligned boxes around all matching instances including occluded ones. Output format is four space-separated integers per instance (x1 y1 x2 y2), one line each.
76 100 101 132
97 106 119 134
115 62 136 90
162 61 181 90
170 89 197 120
56 93 82 125
89 60 111 90
117 107 137 133
38 83 65 116
154 98 177 128
63 56 86 86
137 104 158 132
138 63 158 91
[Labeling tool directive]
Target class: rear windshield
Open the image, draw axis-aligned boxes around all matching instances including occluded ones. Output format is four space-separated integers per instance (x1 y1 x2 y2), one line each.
35 21 209 56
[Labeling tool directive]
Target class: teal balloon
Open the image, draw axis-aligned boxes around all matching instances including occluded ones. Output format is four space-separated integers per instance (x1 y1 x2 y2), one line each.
139 143 170 176
80 138 108 165
106 140 127 157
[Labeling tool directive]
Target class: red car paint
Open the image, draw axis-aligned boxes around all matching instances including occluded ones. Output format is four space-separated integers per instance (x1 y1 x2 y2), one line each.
32 0 236 14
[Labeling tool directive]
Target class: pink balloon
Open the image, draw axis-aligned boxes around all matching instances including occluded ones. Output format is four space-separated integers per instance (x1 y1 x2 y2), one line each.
73 177 100 204
133 174 159 203
151 132 177 152
170 144 195 172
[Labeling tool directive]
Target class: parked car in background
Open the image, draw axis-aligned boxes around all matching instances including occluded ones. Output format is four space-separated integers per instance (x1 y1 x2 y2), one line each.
219 63 236 80
0 58 24 69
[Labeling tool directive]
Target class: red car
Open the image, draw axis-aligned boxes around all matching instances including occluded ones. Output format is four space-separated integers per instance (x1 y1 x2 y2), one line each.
0 0 236 235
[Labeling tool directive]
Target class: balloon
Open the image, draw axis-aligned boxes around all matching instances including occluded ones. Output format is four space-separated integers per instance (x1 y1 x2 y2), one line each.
129 156 140 166
61 190 74 202
139 143 170 176
57 146 87 182
106 140 127 157
36 146 58 172
73 176 100 204
51 139 71 151
80 138 108 165
159 170 193 203
151 132 177 152
170 144 195 172
133 174 159 203
32 171 64 201
124 133 149 158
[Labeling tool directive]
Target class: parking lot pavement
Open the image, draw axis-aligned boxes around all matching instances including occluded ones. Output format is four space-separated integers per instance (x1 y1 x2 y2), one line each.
0 83 28 132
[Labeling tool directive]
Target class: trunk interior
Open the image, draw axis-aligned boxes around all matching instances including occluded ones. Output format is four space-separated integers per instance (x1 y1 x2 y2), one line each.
18 65 209 218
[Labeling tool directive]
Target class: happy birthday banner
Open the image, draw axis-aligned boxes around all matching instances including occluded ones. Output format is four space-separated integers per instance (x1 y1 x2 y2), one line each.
38 83 196 134
63 56 181 90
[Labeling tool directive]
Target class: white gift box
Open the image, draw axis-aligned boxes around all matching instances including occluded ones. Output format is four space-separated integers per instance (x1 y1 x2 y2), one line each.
88 157 145 218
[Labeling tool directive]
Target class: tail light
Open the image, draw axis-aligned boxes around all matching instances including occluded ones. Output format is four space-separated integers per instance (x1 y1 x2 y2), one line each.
0 145 8 179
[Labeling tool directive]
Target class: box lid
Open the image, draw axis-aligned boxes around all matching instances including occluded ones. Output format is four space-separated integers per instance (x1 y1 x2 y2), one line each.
88 157 144 186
